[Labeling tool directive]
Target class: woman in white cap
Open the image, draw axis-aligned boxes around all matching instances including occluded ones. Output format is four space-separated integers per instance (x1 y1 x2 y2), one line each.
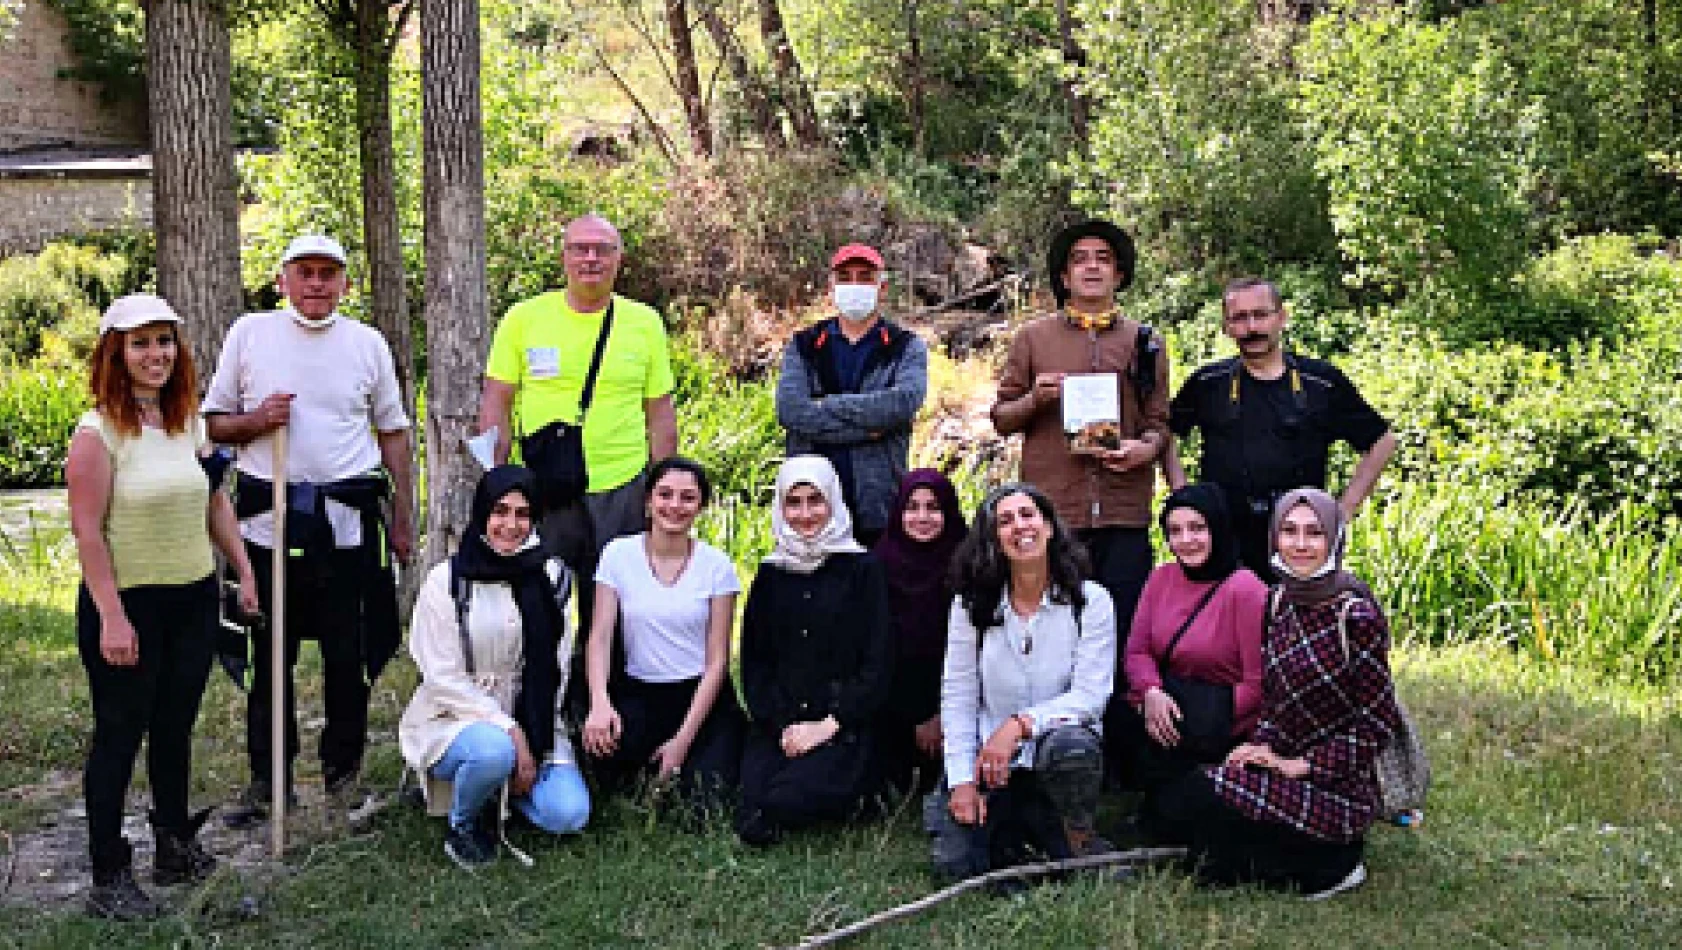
65 294 260 920
734 455 893 846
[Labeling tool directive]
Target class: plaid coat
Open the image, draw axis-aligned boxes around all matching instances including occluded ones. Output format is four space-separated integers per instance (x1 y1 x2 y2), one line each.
1209 590 1402 842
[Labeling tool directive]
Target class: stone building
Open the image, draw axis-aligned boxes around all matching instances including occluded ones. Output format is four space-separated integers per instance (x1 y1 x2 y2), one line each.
1 0 151 253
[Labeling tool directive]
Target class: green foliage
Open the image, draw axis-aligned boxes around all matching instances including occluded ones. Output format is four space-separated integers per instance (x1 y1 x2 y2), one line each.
0 239 145 363
1295 9 1539 310
1077 0 1333 272
0 366 88 488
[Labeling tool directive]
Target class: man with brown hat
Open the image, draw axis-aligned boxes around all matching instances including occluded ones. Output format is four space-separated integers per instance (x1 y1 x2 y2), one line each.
776 243 928 547
991 220 1169 776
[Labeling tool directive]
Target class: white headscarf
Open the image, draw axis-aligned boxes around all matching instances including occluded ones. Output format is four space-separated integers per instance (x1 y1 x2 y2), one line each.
763 455 866 574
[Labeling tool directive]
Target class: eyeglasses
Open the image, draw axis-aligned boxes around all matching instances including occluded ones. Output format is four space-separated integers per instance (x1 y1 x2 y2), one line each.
564 242 621 258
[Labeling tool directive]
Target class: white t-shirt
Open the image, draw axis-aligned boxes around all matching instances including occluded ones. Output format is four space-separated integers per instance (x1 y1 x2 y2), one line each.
201 309 410 548
595 534 740 683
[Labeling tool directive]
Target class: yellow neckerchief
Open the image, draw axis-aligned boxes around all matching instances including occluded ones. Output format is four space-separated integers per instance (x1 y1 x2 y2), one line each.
1063 304 1118 332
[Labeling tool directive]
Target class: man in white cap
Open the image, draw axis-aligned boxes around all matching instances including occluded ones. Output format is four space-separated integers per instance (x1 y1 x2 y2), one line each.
203 234 415 825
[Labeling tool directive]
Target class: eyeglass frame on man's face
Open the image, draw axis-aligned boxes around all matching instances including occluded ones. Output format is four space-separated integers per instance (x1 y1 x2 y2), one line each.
564 241 621 259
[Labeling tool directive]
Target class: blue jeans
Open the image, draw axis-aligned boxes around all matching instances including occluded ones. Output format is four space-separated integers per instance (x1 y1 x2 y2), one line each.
430 722 590 834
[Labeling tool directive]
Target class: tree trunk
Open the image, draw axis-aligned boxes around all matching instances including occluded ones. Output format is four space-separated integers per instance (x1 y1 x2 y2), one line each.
903 0 926 155
697 0 784 148
419 0 489 572
353 0 416 414
757 0 823 147
1053 0 1089 152
144 0 242 381
666 0 712 156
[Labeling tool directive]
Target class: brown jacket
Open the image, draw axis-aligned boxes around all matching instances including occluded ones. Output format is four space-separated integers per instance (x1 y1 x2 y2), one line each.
991 313 1171 530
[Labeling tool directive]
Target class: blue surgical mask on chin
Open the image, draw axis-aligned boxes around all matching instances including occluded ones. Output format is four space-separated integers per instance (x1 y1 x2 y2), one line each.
833 283 880 321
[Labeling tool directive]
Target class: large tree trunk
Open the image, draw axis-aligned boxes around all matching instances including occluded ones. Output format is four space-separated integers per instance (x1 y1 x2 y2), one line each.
419 0 489 571
757 0 823 147
145 0 242 380
697 0 784 148
666 0 712 156
1053 0 1089 151
353 0 416 413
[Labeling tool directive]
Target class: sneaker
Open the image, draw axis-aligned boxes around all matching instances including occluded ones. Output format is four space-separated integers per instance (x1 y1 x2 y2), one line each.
733 808 782 848
152 809 218 886
326 771 381 826
223 780 299 829
1303 862 1367 901
443 821 498 870
85 868 163 921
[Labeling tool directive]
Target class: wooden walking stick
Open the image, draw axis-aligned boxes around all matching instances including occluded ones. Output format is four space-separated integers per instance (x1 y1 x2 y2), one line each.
270 422 289 857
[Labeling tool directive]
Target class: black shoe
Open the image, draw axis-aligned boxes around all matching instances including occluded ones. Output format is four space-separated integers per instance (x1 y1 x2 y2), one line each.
152 808 217 886
86 867 162 921
734 808 781 848
223 780 299 829
443 820 497 870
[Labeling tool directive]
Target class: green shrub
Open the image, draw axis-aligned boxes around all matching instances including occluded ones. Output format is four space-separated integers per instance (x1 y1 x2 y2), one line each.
0 237 150 363
0 367 88 488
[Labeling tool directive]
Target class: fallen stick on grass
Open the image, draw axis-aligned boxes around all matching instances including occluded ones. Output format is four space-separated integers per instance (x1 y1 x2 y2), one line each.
789 846 1189 949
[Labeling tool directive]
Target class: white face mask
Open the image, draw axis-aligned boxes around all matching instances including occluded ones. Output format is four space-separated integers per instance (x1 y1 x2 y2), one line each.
833 282 880 321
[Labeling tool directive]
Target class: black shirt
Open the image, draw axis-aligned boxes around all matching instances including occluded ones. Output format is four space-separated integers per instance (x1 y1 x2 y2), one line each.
740 552 894 733
1169 354 1389 502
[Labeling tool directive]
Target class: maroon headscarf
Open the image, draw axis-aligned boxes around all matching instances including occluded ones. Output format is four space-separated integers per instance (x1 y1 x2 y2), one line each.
872 469 968 663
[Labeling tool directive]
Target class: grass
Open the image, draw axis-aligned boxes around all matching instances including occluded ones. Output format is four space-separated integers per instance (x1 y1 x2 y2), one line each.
3 509 1680 948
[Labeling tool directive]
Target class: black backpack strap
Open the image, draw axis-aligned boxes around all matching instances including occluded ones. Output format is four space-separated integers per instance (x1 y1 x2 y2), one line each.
1161 576 1227 667
450 562 476 676
576 301 616 420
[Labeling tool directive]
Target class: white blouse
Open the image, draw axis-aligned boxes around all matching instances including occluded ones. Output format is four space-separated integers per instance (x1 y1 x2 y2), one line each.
940 580 1116 788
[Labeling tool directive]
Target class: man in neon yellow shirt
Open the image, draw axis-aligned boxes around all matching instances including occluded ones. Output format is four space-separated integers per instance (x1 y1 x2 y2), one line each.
478 215 678 589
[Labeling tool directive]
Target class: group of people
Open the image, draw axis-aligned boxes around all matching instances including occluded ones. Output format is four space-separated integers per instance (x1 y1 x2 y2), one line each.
65 214 1404 921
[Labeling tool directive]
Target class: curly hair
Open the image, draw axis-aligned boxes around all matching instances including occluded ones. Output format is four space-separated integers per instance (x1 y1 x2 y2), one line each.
949 482 1091 632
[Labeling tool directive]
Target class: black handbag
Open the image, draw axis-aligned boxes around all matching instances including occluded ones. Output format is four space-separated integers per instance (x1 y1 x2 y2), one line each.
520 302 615 509
1157 577 1235 759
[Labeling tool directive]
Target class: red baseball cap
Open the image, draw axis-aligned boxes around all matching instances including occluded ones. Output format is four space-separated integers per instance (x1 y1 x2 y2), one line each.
830 243 884 271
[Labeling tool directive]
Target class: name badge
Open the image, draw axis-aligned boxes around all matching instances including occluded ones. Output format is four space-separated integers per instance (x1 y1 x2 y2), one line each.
527 346 560 379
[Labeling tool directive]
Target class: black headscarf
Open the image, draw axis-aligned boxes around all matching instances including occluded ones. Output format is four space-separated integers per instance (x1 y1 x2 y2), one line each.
1159 482 1240 583
872 469 968 664
451 465 565 760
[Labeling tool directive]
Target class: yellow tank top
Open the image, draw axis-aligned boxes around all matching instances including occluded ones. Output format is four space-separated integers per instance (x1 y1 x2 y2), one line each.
79 410 215 589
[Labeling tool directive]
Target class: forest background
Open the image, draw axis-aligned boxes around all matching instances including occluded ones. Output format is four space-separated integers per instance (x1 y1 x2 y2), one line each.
2 0 1681 946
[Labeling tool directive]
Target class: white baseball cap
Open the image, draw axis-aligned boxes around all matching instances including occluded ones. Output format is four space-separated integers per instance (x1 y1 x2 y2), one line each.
99 294 183 335
279 234 348 267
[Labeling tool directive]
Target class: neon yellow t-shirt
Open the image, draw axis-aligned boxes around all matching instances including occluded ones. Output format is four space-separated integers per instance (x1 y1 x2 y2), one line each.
486 291 675 492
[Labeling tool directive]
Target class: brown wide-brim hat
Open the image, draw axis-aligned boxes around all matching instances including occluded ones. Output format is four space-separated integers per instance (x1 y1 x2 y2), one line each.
1047 220 1137 304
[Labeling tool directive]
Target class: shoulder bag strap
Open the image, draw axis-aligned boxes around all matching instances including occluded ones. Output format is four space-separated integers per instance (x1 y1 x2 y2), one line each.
451 564 476 676
1160 576 1228 668
576 301 616 421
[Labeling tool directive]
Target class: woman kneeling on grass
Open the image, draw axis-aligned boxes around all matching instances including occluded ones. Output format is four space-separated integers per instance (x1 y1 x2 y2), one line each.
931 483 1117 879
1122 484 1266 840
67 295 260 920
1156 488 1401 900
399 466 588 870
581 456 746 813
735 455 893 846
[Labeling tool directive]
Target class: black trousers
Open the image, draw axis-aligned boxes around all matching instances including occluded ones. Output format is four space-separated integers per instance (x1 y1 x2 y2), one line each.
738 726 878 829
1233 504 1279 583
588 675 746 807
244 542 368 788
77 576 217 872
1156 769 1365 893
1076 526 1154 782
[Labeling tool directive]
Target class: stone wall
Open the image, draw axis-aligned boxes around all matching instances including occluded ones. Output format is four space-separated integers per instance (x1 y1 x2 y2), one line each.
0 0 146 152
0 175 152 254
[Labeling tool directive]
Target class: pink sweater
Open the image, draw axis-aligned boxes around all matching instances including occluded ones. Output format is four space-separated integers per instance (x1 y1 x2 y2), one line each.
1124 562 1268 736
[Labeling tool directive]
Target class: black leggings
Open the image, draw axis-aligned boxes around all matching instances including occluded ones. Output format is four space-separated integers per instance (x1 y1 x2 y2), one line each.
77 576 217 872
1156 769 1364 893
587 675 745 807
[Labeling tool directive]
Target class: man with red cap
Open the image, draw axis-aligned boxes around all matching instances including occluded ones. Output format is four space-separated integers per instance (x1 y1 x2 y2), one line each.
775 243 928 546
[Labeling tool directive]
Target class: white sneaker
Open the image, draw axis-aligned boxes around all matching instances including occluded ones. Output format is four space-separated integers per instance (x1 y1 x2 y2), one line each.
1303 862 1367 901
